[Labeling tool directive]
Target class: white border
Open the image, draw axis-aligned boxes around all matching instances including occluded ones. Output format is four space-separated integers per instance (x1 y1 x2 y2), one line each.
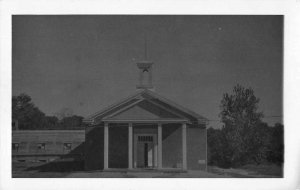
1 0 300 190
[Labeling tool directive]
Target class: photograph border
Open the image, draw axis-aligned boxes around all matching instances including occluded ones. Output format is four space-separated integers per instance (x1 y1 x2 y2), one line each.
1 0 300 190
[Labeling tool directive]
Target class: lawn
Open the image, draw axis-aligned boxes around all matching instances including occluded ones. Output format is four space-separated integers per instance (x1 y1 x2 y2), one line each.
12 161 282 178
12 161 224 178
208 163 283 178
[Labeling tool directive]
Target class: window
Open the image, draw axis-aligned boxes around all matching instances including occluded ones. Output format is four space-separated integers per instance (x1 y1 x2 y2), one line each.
63 143 72 151
138 136 153 142
12 143 19 151
37 143 46 150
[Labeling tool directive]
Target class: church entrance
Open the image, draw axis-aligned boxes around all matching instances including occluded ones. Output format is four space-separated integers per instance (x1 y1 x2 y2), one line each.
134 134 157 168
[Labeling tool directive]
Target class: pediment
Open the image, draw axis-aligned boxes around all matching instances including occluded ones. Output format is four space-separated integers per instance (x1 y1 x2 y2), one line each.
84 89 208 125
105 100 182 120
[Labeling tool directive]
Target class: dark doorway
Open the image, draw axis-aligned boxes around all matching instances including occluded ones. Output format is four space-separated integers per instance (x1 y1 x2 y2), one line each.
144 143 148 167
136 135 155 168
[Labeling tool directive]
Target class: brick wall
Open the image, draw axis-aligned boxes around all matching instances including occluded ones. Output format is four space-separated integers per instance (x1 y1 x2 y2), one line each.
187 127 207 170
162 123 182 168
108 126 128 168
85 126 104 170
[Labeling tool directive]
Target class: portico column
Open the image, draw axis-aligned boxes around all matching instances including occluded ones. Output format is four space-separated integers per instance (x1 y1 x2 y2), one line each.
182 123 187 170
104 122 109 169
157 123 162 169
128 123 133 169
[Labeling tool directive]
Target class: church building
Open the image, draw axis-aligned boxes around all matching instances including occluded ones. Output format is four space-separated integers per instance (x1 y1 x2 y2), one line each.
84 59 208 171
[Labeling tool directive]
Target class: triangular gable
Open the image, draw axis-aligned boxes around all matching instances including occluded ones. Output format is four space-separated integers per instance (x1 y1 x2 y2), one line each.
104 100 181 120
84 89 208 125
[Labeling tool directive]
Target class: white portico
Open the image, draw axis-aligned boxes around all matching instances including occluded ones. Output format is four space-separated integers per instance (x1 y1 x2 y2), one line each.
84 59 207 171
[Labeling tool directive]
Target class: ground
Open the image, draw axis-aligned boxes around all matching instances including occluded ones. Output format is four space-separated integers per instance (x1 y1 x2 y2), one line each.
208 164 283 178
12 161 283 178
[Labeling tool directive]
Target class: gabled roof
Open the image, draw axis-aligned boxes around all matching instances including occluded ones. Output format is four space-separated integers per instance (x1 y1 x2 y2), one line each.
84 89 208 125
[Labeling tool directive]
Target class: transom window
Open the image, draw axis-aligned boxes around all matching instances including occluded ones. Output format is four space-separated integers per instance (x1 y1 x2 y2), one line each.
138 136 153 142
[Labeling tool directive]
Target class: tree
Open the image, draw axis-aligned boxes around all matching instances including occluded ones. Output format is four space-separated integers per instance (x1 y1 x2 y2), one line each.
245 122 271 164
12 93 86 130
267 123 284 164
55 107 74 120
207 127 232 168
60 115 85 129
12 93 47 129
44 116 60 129
220 84 265 166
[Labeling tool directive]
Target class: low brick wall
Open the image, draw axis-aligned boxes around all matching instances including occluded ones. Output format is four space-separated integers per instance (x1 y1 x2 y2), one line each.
187 127 207 170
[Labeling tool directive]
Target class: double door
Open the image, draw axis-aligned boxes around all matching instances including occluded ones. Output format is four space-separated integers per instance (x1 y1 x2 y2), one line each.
134 134 157 168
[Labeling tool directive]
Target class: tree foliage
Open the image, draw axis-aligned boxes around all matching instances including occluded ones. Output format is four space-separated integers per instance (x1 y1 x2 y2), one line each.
267 123 284 164
208 84 284 168
12 93 47 129
220 84 265 166
12 93 85 130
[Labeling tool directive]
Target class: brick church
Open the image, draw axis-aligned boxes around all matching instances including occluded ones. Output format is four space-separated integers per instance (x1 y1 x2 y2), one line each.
83 59 208 171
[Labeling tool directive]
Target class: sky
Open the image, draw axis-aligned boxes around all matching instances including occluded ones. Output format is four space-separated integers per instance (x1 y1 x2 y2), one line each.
12 15 283 128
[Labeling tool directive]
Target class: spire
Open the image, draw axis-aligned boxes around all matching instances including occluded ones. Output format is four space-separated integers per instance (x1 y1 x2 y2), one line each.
136 34 154 90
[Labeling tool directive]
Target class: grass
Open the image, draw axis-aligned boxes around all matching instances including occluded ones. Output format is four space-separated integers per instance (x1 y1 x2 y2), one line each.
12 161 84 178
13 161 282 178
208 162 283 178
240 163 283 177
12 161 223 178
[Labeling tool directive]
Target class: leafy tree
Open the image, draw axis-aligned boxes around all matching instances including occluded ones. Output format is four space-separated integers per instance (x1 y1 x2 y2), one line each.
44 116 60 129
60 115 85 129
55 107 74 120
220 84 265 166
207 127 231 168
245 122 271 164
12 93 46 129
267 123 284 164
12 93 85 130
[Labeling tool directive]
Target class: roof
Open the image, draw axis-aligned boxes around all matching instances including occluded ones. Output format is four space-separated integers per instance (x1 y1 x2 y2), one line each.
84 89 208 126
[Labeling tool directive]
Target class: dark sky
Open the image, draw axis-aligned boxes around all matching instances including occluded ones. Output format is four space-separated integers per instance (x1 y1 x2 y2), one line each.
12 15 283 128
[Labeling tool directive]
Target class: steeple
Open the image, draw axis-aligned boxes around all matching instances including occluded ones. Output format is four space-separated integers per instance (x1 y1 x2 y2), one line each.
136 35 154 90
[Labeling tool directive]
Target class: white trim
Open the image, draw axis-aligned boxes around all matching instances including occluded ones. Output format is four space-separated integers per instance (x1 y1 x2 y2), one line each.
157 123 162 169
128 123 133 169
145 99 188 119
205 128 208 172
84 90 208 125
85 90 144 120
104 123 109 169
182 123 187 170
133 133 157 168
143 89 208 122
103 99 144 119
102 119 188 123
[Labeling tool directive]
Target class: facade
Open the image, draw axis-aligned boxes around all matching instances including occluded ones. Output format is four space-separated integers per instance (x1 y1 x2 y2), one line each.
12 60 208 171
84 60 208 171
12 130 85 162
